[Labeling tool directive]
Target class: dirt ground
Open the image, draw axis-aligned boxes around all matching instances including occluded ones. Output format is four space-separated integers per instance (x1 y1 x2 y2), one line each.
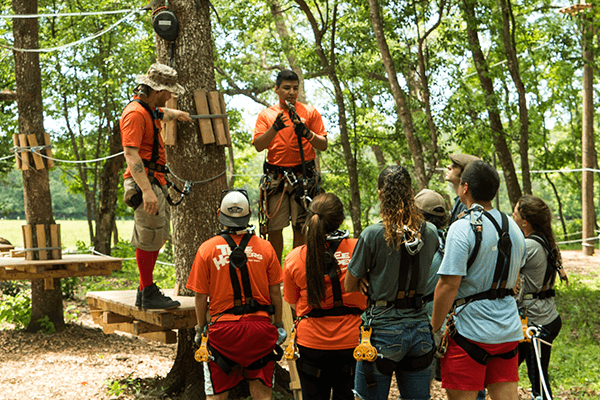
0 250 597 400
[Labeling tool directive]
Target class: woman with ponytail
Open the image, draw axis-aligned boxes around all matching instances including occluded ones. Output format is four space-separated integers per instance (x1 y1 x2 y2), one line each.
513 195 567 400
344 166 439 400
283 193 366 400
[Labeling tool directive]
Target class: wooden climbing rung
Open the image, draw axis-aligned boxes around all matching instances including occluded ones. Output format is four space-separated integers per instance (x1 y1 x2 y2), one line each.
86 289 197 344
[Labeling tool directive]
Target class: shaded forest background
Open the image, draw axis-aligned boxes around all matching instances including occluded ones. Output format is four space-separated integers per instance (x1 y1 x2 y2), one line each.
0 0 598 246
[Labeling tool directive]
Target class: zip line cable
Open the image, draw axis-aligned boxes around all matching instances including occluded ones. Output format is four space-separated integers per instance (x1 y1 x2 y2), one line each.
0 8 142 53
0 9 136 19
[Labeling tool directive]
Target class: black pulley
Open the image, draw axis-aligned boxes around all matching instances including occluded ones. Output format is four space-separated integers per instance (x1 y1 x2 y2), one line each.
152 8 179 42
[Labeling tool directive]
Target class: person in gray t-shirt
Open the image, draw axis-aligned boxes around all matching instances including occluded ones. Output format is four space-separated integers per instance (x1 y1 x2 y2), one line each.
513 195 566 400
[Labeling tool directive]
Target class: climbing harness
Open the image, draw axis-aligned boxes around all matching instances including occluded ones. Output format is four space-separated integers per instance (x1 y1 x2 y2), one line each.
526 325 554 399
453 206 513 308
442 206 518 365
128 99 192 208
354 225 435 387
524 233 567 301
218 231 275 316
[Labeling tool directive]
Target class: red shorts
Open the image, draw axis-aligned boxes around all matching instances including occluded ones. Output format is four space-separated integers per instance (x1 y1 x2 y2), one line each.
441 337 519 391
203 316 278 395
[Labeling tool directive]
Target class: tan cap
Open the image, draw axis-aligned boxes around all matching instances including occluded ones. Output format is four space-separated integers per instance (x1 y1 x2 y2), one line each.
415 189 447 217
136 63 185 96
219 190 251 228
449 154 480 171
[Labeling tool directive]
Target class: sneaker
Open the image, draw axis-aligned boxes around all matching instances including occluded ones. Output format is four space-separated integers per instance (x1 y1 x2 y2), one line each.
141 283 180 310
135 288 142 307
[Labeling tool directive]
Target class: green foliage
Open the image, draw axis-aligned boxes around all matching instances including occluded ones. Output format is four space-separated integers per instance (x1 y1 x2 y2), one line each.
105 379 126 397
38 315 56 334
0 287 31 330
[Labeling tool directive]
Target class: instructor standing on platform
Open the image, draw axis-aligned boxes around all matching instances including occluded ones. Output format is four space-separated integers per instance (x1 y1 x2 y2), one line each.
253 69 328 262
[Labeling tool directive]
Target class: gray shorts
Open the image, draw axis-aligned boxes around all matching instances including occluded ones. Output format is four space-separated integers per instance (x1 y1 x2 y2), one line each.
124 177 170 251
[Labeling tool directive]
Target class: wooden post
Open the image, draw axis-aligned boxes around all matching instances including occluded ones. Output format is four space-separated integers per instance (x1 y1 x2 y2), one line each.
193 90 216 144
219 93 232 147
44 133 54 169
207 91 228 146
17 134 30 170
162 97 178 146
21 224 62 262
26 134 45 170
12 134 21 169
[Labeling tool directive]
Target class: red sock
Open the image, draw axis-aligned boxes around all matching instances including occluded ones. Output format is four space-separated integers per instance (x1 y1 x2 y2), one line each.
137 248 159 289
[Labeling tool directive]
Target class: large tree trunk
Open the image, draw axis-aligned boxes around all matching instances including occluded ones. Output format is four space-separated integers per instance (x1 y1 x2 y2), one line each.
94 124 124 255
12 0 64 333
498 0 531 195
462 0 522 208
295 0 363 236
367 0 428 191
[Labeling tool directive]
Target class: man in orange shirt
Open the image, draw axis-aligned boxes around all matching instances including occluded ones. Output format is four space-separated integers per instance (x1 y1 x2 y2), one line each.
121 63 192 310
253 69 328 262
187 190 285 399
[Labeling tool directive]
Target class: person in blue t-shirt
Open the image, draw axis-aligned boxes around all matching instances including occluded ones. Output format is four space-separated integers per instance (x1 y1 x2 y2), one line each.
431 160 526 400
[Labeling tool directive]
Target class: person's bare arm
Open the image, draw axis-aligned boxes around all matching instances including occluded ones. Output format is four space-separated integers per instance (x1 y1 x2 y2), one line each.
194 293 209 329
431 275 462 332
123 146 158 215
269 284 283 325
308 133 327 151
162 108 192 122
344 271 361 293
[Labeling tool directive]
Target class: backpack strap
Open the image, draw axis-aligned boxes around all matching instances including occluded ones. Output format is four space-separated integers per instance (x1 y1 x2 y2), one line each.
527 233 557 291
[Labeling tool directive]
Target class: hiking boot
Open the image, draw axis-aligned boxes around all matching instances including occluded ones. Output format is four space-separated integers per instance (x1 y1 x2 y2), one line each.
135 288 142 307
141 283 180 310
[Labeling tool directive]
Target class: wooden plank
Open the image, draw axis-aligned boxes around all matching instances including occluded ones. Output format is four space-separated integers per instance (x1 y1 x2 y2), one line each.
22 225 33 261
0 267 115 281
13 134 21 169
133 320 171 335
207 91 227 145
26 134 46 170
139 330 177 344
44 133 54 168
103 312 134 324
282 300 302 399
36 224 47 260
50 224 61 260
193 90 215 144
219 92 232 147
162 97 177 145
44 278 54 290
18 134 29 170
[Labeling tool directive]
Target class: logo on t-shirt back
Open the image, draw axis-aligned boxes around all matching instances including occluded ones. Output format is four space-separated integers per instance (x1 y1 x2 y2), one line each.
213 244 264 270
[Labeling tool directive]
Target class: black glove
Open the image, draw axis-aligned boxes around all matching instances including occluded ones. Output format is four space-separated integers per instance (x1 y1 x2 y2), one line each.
295 121 311 139
273 112 287 132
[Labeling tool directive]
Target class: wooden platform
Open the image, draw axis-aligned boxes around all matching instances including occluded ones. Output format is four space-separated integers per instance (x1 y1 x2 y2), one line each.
87 289 197 344
0 254 122 281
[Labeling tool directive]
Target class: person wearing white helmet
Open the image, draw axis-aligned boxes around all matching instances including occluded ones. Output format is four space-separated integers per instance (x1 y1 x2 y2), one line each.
187 189 285 400
121 63 192 310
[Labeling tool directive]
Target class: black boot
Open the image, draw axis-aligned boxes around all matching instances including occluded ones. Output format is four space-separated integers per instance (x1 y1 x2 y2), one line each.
141 283 180 310
135 288 142 308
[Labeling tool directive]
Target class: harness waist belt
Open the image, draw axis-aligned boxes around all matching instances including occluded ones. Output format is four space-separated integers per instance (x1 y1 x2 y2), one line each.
306 305 363 318
263 159 316 177
369 296 423 310
523 289 556 300
448 324 518 365
454 287 513 308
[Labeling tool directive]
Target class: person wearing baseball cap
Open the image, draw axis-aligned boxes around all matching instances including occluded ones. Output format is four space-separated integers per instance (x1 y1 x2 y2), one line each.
121 63 192 310
187 189 286 399
445 154 480 225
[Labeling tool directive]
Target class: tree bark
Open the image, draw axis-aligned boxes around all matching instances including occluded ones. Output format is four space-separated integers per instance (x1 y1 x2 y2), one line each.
94 124 124 255
0 91 17 102
12 0 64 333
461 0 522 208
367 0 428 190
295 0 363 236
498 0 531 195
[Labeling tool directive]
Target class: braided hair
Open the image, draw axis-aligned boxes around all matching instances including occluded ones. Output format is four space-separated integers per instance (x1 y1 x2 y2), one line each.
302 193 345 309
378 166 423 250
517 195 562 265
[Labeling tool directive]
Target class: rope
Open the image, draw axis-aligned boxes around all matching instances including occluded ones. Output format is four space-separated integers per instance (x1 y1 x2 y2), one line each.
167 167 227 186
0 9 140 53
0 9 136 19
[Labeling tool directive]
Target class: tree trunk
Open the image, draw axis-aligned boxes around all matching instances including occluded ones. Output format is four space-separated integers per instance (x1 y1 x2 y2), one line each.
462 0 522 207
295 0 363 236
367 0 428 190
94 124 124 255
498 0 531 195
12 0 64 333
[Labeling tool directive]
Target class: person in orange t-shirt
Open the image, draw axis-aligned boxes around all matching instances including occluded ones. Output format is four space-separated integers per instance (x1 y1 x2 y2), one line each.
121 63 192 310
187 190 285 399
253 69 328 263
283 193 366 400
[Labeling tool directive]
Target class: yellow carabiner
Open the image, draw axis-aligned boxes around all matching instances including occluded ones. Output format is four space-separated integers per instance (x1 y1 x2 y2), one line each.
353 326 378 362
194 332 214 363
284 328 300 361
520 315 531 343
